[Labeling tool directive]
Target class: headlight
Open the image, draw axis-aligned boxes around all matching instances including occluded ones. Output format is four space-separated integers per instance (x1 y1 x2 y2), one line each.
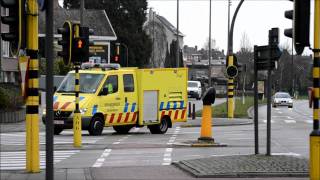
42 109 46 115
80 108 88 115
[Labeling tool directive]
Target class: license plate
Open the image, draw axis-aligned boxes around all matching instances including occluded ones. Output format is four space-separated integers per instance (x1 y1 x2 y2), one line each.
54 120 64 125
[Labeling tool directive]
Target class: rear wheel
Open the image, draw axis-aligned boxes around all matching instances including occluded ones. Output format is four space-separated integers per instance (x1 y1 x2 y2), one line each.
288 105 293 108
148 117 169 134
88 115 104 136
113 125 133 134
54 126 63 135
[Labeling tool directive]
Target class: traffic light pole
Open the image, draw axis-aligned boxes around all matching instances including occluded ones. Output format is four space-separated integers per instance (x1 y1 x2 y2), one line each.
227 0 244 119
73 24 82 147
310 1 320 179
45 0 54 179
25 0 40 172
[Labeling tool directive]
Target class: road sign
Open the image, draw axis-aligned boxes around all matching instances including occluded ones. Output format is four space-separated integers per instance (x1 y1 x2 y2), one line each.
18 55 29 98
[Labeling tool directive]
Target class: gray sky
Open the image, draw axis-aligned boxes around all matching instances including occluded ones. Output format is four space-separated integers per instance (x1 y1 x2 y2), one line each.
148 0 316 55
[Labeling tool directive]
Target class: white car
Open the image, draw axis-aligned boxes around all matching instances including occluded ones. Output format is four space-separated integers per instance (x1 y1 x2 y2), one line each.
272 92 293 108
188 81 202 100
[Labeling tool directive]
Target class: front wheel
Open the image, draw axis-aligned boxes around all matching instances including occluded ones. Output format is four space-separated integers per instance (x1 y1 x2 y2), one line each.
88 116 104 136
148 118 169 134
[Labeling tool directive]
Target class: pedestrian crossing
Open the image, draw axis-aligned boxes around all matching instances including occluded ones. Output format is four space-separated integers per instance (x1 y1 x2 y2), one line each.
0 132 103 146
0 150 80 170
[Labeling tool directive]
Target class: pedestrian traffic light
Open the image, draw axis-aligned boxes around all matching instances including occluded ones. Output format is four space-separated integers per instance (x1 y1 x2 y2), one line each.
57 21 73 65
0 0 26 53
284 0 310 55
72 26 94 63
114 55 119 63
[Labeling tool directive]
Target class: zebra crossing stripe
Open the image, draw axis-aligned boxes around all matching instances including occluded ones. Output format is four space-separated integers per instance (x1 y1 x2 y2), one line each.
0 150 79 170
284 120 296 123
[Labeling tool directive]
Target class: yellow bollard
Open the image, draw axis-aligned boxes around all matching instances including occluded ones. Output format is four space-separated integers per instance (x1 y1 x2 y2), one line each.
73 112 82 147
227 55 235 119
199 105 213 139
198 87 216 142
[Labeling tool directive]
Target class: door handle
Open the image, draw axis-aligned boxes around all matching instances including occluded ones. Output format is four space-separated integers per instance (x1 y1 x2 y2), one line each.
115 97 121 100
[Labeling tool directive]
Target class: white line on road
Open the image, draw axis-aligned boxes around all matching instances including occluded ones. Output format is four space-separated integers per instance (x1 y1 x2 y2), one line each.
263 120 275 123
92 149 112 168
284 120 296 123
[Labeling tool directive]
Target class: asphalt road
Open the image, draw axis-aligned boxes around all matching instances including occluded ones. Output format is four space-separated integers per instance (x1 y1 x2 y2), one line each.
0 99 311 180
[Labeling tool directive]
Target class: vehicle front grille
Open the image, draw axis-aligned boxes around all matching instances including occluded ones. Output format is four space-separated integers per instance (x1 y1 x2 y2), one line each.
54 111 72 119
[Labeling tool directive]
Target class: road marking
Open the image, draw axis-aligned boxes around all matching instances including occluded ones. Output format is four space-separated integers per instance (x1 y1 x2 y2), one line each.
0 150 79 170
284 120 296 123
263 120 275 123
272 152 300 156
0 132 102 146
92 149 112 168
163 127 179 165
305 120 313 124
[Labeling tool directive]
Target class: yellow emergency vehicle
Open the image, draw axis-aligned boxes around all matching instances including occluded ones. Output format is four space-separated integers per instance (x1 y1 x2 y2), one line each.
43 63 188 135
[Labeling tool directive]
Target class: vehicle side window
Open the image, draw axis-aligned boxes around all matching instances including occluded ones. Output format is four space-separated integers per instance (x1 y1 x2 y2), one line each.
102 75 118 94
123 74 134 92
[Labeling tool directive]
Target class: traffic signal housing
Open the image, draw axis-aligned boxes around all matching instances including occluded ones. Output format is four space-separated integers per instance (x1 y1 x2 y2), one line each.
226 55 239 78
72 26 94 63
284 0 310 55
57 21 73 65
0 0 26 53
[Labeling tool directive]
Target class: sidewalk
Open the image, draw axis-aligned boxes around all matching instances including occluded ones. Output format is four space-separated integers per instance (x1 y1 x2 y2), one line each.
0 165 309 180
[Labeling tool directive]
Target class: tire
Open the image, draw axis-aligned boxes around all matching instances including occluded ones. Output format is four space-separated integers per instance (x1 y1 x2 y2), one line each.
113 125 133 134
272 104 276 108
54 126 63 135
148 117 169 134
288 105 293 108
88 116 104 136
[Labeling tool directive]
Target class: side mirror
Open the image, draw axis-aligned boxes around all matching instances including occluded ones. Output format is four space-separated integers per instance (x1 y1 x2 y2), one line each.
99 87 109 96
54 86 57 92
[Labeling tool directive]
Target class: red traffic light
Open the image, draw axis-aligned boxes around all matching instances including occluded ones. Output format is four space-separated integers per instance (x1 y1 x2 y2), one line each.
77 39 83 49
114 55 119 62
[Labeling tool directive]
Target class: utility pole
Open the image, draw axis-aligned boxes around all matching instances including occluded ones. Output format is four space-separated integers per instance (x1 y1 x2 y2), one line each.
26 0 40 172
310 0 320 179
227 0 245 118
208 0 212 87
45 0 54 179
176 0 179 67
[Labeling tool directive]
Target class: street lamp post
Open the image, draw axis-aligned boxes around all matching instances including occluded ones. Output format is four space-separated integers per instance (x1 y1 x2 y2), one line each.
176 0 179 68
208 0 212 87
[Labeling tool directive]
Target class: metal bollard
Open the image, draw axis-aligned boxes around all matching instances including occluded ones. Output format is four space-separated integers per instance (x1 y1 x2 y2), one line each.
188 102 192 117
192 103 196 120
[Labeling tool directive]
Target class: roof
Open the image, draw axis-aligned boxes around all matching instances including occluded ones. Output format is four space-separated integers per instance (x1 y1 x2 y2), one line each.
156 15 184 37
38 1 116 39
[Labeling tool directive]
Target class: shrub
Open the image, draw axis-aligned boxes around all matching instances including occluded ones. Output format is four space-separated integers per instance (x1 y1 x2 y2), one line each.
0 84 25 111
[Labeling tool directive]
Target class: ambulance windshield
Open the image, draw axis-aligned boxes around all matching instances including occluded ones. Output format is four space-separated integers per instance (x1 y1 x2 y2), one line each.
57 73 104 93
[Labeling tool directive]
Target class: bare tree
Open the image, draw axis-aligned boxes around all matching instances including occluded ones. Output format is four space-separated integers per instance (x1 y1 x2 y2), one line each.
239 32 252 53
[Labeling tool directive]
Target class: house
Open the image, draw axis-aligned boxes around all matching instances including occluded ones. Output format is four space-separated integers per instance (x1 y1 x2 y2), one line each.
38 1 117 63
144 9 184 68
1 6 19 84
1 1 117 84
